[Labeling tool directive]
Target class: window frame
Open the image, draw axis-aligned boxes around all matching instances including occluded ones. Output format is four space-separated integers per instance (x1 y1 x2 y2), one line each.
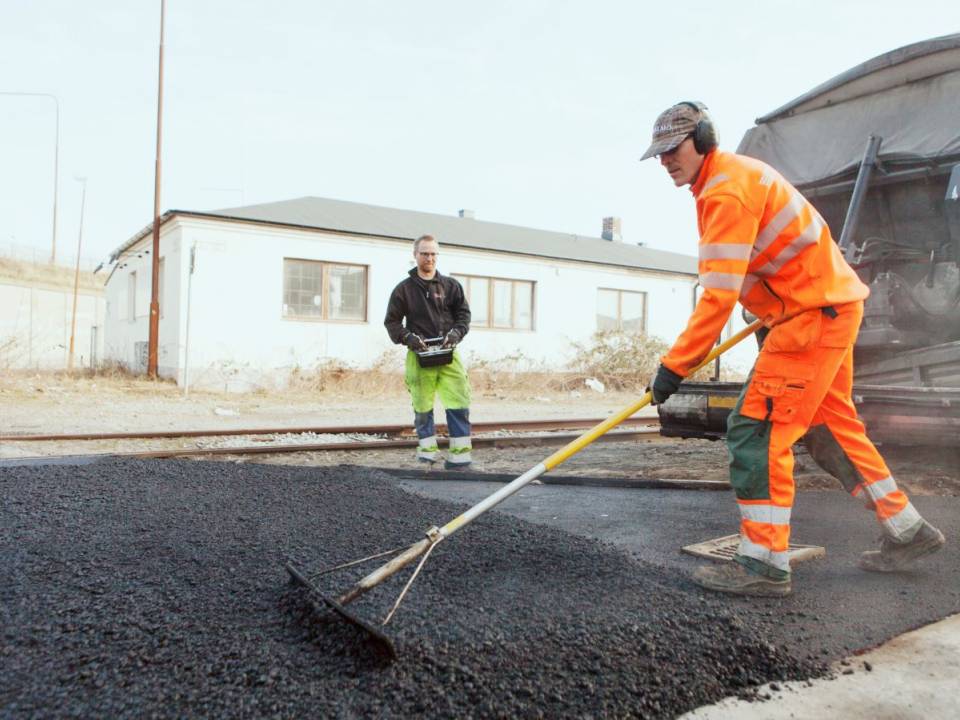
281 257 368 323
453 273 535 331
596 287 648 333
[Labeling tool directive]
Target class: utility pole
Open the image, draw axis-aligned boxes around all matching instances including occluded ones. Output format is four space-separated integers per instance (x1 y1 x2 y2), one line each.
147 0 166 378
68 176 87 371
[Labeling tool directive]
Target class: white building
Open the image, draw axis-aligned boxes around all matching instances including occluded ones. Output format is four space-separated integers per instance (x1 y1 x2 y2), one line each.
0 262 105 370
103 197 713 391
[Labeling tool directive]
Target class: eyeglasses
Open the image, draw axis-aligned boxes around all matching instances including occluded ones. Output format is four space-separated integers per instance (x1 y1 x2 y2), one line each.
418 252 438 257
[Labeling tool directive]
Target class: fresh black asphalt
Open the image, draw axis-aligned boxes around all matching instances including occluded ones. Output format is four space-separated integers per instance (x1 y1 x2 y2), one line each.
2 457 957 718
399 477 960 661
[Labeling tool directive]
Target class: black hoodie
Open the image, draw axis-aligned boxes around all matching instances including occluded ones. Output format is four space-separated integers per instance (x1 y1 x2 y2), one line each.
384 268 471 344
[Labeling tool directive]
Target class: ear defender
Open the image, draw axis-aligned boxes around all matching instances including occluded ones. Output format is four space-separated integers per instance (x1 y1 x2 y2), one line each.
680 100 719 154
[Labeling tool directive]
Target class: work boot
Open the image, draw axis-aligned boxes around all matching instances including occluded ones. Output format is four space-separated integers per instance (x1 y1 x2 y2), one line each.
692 562 792 597
859 520 945 572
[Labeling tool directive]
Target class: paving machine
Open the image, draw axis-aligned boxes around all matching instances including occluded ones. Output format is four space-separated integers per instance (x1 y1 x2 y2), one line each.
660 33 960 447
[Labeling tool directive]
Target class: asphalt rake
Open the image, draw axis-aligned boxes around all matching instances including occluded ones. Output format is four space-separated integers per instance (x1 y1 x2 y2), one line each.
287 321 763 659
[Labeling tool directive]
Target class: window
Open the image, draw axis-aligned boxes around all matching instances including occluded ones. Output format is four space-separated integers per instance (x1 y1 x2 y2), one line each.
282 258 367 321
454 274 534 330
597 288 646 332
127 272 136 322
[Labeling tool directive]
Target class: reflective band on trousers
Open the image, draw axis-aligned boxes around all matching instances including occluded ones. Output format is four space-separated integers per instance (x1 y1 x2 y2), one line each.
737 535 791 573
418 435 439 451
882 502 923 538
699 271 743 291
699 243 754 261
853 475 898 505
852 477 923 539
447 435 472 464
448 435 472 453
738 502 791 526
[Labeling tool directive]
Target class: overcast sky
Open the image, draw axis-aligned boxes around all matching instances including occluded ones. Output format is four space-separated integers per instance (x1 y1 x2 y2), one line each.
1 1 956 268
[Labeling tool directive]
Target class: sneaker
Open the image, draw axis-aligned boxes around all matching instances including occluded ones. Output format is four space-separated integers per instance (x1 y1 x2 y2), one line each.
692 562 792 597
443 460 472 470
859 520 945 573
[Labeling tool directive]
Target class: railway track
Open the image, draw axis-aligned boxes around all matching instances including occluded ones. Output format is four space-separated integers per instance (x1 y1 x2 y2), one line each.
0 416 657 443
0 416 662 463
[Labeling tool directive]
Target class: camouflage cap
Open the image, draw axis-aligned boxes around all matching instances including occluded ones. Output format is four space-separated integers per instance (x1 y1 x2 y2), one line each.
639 103 701 161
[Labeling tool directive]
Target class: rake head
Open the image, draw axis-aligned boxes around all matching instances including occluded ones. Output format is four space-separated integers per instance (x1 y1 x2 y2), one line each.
285 530 441 661
286 561 397 659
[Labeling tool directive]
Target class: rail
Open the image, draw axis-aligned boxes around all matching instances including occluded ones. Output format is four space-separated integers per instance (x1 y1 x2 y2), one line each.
0 416 658 443
0 417 663 464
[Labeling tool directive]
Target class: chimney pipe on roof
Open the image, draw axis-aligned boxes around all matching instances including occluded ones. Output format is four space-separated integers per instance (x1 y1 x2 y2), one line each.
458 209 476 219
602 216 622 242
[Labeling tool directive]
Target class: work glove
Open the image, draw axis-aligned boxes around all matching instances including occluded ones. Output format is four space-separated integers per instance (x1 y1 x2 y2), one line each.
404 332 427 351
741 309 768 350
647 363 684 405
442 328 463 348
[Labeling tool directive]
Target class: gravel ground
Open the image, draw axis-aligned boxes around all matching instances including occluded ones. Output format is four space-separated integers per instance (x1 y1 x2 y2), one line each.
2 459 825 719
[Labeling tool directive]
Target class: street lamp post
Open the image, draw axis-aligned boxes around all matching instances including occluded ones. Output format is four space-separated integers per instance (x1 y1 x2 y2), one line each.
68 176 87 371
0 91 60 264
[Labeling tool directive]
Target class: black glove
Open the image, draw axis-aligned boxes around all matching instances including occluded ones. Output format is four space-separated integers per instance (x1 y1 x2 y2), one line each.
442 328 463 348
648 364 684 405
404 332 427 351
755 326 770 350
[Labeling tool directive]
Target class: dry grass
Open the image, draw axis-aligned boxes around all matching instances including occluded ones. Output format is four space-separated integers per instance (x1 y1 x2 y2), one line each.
284 351 406 396
0 256 105 292
568 329 670 390
0 369 174 406
0 330 746 403
565 329 745 391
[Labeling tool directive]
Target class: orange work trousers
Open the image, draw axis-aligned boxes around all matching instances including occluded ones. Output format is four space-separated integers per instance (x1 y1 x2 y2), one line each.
725 300 921 579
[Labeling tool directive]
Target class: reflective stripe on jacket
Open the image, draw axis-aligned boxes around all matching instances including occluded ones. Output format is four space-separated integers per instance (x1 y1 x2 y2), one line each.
662 151 869 376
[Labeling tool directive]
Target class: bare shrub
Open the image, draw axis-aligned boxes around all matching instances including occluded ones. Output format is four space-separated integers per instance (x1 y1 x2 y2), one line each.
468 352 572 395
286 351 405 396
567 328 748 391
0 336 25 369
568 329 670 391
86 361 139 381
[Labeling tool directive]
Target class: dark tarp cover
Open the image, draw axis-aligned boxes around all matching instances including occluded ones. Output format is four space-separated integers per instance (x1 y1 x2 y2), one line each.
737 34 960 188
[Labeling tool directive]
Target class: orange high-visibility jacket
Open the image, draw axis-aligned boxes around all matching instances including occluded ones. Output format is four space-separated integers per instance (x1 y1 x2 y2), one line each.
661 150 870 376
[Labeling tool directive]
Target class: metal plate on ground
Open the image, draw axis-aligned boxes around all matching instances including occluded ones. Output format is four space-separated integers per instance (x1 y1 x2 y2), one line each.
682 534 825 563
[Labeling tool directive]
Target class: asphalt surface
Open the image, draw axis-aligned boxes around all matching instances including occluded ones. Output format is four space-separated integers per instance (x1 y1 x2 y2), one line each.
399 477 960 661
2 458 832 719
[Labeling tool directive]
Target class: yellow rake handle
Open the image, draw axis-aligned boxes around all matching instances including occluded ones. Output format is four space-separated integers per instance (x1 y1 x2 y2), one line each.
439 319 763 538
543 319 763 471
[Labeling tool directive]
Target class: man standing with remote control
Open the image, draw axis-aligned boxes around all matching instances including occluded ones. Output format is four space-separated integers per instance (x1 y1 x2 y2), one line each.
385 234 473 468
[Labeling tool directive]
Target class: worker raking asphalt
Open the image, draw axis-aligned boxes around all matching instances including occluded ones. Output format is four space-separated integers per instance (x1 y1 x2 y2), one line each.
2 458 825 718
